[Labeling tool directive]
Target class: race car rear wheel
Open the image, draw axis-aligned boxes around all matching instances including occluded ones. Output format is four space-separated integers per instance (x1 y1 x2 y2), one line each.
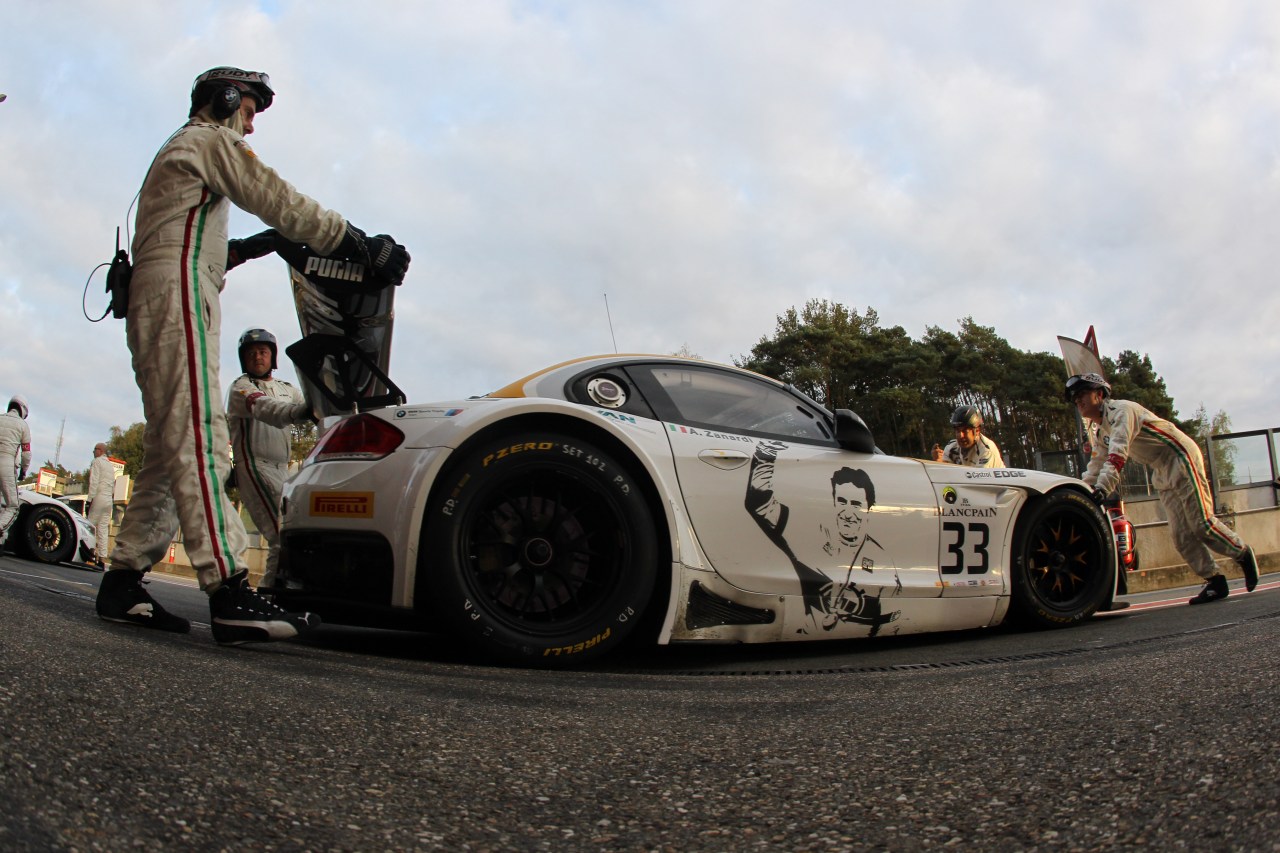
20 505 77 565
422 431 657 666
1008 489 1115 629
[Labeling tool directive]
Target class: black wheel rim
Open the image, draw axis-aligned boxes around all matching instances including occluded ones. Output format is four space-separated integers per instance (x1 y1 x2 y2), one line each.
460 469 629 634
33 514 66 555
1026 505 1106 610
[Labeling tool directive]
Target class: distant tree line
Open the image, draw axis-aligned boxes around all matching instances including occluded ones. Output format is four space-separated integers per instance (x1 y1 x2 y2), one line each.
51 421 319 495
735 299 1203 470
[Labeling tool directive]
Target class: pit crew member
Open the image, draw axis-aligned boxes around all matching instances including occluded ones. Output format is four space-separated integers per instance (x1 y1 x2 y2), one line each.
97 66 409 644
1067 372 1259 605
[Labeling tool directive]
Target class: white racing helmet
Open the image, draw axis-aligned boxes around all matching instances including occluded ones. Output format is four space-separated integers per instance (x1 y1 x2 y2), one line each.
1065 372 1112 402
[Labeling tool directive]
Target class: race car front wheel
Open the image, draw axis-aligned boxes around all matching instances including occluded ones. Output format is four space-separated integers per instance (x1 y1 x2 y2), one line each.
1008 489 1115 629
421 431 658 666
20 505 77 565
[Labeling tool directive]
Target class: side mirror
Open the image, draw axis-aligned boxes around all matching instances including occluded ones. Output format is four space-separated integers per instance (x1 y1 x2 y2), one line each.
835 409 876 454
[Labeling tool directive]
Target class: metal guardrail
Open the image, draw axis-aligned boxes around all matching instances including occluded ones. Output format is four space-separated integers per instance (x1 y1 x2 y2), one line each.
1206 426 1280 500
1039 426 1280 511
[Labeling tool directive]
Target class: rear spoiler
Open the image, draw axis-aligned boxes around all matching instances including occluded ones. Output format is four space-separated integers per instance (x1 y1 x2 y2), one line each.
242 230 409 417
285 332 405 415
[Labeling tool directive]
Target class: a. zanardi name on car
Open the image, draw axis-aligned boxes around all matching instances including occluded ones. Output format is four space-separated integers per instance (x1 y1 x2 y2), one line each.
394 407 465 419
964 469 1028 479
310 491 375 518
665 423 755 443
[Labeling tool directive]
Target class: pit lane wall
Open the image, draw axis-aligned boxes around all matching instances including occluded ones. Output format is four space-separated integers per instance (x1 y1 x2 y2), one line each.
145 539 271 587
1119 482 1278 593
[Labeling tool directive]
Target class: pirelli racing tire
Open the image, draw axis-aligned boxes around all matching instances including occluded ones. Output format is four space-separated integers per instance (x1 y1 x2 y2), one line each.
1008 489 1115 629
422 431 657 667
19 504 77 565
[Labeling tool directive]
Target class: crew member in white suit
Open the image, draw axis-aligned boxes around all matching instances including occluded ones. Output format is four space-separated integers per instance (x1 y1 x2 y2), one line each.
87 442 116 567
1068 372 1258 605
227 328 310 590
96 66 408 644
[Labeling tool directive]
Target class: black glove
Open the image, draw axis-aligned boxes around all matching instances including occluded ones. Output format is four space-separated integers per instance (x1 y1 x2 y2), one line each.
1089 488 1107 505
336 224 410 284
290 402 317 424
227 229 280 270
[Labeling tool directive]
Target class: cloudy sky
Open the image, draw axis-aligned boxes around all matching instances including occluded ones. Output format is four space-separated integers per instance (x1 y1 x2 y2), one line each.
2 1 1278 473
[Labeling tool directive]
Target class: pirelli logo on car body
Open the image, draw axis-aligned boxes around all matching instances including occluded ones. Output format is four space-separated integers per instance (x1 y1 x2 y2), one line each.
309 491 375 518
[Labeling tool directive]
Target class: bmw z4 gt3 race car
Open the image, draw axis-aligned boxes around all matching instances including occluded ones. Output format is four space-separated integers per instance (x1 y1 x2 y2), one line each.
274 355 1119 666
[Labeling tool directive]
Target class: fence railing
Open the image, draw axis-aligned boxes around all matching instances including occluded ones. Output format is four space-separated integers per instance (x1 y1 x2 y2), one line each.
1036 426 1280 511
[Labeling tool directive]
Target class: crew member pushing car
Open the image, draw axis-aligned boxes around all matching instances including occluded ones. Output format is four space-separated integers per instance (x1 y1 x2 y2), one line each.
1067 372 1259 604
97 66 410 644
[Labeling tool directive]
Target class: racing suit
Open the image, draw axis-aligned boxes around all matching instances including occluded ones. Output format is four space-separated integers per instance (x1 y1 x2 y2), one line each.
940 434 1004 468
87 453 116 562
1084 398 1246 580
0 410 32 543
110 105 346 591
227 373 307 587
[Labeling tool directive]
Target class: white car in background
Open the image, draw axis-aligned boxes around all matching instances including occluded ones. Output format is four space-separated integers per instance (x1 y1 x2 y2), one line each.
2 488 97 565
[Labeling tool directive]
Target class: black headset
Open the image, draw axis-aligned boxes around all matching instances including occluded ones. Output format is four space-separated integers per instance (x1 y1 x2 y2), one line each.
210 84 242 119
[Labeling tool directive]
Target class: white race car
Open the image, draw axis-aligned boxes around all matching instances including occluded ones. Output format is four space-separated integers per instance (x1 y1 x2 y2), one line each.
3 488 97 565
275 355 1119 666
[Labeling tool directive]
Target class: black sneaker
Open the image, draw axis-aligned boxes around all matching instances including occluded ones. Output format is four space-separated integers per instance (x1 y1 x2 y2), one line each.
1188 574 1230 605
209 572 320 646
96 569 191 633
1238 546 1259 593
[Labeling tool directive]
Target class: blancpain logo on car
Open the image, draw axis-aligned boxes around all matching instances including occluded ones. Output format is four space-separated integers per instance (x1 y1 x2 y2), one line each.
943 506 997 518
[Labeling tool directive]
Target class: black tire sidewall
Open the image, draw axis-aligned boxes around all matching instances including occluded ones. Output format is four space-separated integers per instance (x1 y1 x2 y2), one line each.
1010 489 1115 628
423 432 657 665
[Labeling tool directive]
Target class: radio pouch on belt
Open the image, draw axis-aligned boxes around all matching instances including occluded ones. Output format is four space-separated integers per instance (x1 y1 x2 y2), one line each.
105 228 132 319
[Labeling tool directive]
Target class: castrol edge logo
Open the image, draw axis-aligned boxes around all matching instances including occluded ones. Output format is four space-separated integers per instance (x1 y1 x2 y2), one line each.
310 491 375 518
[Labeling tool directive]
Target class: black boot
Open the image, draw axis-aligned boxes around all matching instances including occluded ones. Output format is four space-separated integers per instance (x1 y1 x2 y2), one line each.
1237 547 1259 593
97 569 191 633
1188 574 1229 605
209 572 320 645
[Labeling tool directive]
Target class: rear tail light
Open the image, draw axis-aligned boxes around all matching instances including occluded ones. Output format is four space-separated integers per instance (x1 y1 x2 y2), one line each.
308 414 404 462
